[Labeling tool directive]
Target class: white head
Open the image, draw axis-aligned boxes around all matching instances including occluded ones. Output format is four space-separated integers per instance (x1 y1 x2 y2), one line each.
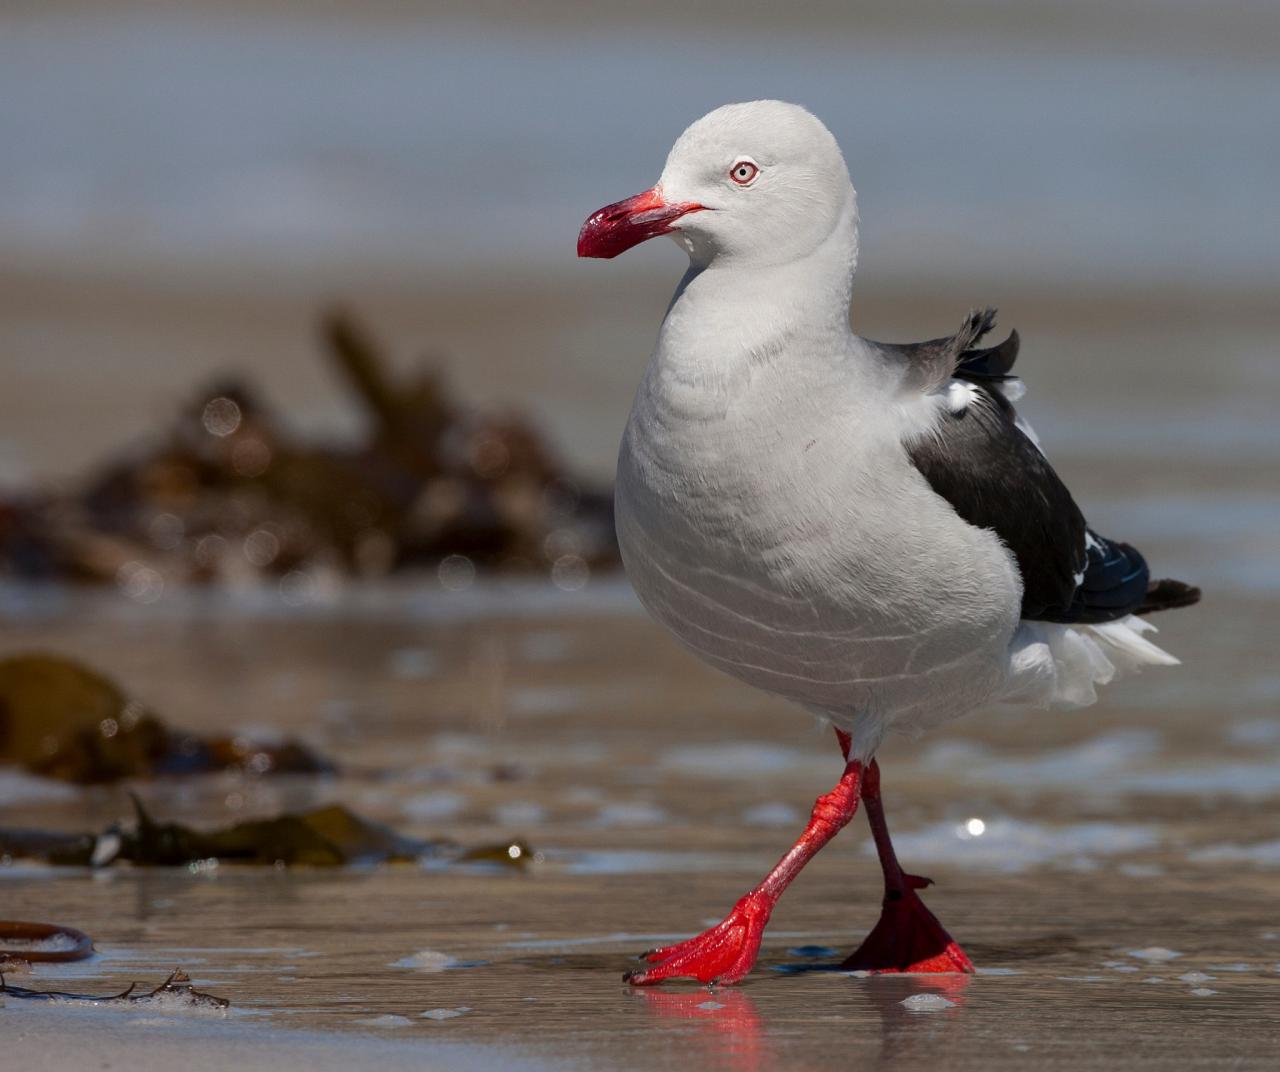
578 100 858 271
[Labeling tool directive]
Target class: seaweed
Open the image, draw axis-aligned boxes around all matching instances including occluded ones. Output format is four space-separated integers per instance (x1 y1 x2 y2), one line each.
0 827 100 867
1 968 229 1011
122 796 427 867
0 307 617 589
0 921 94 964
0 794 534 871
0 653 333 784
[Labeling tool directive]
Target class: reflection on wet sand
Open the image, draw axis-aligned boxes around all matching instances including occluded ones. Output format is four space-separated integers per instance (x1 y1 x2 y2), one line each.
635 970 977 1072
638 989 771 1071
861 975 974 1071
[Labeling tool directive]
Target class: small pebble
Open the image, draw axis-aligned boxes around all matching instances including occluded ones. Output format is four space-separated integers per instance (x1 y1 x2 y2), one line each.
1189 987 1217 997
391 950 457 972
1128 947 1182 962
1177 971 1215 984
697 1000 725 1011
900 993 955 1012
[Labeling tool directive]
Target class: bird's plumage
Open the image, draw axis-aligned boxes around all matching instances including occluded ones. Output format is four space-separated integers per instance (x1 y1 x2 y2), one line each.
892 309 1199 625
897 311 1089 622
593 100 1197 758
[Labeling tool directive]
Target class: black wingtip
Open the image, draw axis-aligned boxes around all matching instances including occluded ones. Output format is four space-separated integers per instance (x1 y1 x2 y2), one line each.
999 328 1020 370
959 307 998 350
957 328 1020 379
1135 579 1202 615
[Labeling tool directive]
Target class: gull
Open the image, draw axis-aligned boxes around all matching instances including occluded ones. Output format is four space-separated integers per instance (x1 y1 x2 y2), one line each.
577 100 1199 985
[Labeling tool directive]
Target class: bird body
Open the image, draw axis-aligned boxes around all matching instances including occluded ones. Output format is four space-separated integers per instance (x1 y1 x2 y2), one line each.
617 303 1022 757
578 99 1198 985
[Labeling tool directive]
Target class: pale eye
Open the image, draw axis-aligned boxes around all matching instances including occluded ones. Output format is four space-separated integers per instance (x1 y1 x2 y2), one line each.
729 160 759 186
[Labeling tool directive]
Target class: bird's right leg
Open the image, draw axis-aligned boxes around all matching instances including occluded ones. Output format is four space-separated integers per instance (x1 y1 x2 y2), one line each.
625 757 864 986
834 732 974 973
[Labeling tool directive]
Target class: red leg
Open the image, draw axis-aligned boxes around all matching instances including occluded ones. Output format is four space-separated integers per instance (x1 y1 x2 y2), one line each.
841 754 974 974
626 757 864 986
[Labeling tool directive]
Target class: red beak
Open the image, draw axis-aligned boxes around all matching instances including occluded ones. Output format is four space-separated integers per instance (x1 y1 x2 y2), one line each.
577 186 706 259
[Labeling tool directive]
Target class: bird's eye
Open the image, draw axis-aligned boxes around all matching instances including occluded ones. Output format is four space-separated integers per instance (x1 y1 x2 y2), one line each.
729 160 759 186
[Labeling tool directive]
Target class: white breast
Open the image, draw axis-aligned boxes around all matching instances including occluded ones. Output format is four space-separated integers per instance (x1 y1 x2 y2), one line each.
616 343 1023 756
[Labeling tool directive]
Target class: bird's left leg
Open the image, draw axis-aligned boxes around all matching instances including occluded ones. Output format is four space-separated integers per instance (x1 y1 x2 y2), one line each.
625 757 864 986
835 731 974 973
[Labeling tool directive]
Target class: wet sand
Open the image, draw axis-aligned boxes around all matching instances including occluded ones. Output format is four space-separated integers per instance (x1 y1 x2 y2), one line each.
9 1003 566 1072
2 579 1277 1069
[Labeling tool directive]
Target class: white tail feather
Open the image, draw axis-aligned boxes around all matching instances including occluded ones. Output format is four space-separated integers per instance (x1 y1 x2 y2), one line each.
1002 615 1179 710
1086 616 1180 668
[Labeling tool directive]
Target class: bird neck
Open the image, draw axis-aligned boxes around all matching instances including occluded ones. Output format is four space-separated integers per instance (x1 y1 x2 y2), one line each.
656 191 859 386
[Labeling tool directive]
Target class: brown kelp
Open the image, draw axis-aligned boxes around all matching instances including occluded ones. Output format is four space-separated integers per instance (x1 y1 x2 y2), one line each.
0 921 94 965
0 794 533 870
0 308 616 591
0 653 332 784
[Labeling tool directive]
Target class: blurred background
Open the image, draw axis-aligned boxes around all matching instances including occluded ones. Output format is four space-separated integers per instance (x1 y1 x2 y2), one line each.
1 3 1277 1068
3 1 1276 493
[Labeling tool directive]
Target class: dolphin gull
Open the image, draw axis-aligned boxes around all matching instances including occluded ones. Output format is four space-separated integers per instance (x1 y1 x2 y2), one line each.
577 100 1199 985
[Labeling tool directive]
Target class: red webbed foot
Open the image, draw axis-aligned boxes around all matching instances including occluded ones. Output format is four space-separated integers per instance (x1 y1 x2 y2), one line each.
625 894 772 986
841 873 974 974
625 755 864 986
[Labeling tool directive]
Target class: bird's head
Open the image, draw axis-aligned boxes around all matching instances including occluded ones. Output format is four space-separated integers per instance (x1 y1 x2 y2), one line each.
577 100 856 269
